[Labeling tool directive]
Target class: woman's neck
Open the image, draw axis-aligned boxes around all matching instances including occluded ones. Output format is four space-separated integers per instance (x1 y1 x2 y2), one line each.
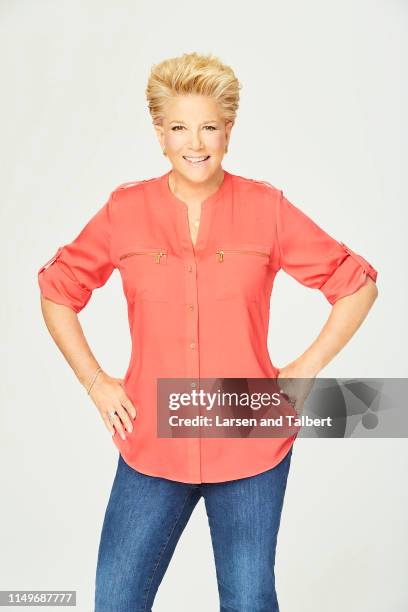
168 168 224 206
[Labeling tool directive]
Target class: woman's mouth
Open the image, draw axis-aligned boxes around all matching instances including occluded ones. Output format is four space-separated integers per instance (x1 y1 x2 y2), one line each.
183 155 210 166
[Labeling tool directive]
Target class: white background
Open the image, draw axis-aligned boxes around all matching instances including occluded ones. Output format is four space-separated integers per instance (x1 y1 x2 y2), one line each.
1 0 406 610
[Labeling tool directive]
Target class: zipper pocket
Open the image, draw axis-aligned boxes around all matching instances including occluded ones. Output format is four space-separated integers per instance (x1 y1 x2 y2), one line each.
216 248 270 263
119 249 167 264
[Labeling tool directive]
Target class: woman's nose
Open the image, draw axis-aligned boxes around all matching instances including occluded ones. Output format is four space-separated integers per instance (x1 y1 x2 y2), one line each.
188 132 204 150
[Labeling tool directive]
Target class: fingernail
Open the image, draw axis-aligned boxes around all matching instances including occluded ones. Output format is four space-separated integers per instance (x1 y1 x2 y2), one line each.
121 434 126 440
127 425 133 432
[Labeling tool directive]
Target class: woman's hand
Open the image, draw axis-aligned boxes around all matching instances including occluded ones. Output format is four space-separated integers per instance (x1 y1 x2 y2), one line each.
277 361 318 416
88 371 137 440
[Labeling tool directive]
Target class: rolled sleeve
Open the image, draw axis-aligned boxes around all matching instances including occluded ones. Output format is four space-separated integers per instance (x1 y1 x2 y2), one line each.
37 191 116 313
276 190 378 305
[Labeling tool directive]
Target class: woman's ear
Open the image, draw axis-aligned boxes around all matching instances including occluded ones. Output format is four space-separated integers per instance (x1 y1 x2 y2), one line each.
153 121 165 150
225 120 234 147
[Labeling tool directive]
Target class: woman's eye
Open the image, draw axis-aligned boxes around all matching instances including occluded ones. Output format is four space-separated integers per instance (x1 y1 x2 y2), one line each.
204 125 217 131
171 125 184 131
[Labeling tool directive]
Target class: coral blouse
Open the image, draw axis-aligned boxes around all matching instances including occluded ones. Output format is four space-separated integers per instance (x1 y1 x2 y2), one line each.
37 169 378 483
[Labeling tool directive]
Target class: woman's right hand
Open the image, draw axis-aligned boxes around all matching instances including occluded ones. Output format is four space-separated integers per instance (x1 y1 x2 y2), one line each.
88 371 137 440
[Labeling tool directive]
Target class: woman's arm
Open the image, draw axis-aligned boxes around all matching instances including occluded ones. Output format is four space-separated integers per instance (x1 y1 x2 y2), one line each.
275 189 379 382
279 276 379 378
40 295 136 440
37 191 136 439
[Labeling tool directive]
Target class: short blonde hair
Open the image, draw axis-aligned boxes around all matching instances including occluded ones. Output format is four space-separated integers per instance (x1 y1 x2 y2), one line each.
145 51 242 126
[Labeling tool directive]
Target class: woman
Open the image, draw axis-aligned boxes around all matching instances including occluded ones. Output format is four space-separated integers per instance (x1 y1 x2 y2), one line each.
38 52 379 611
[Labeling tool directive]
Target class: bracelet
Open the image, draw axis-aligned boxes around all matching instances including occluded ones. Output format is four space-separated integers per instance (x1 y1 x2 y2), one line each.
87 366 102 395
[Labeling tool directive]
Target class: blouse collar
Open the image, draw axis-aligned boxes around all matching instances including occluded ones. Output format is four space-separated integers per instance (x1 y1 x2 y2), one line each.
160 168 232 210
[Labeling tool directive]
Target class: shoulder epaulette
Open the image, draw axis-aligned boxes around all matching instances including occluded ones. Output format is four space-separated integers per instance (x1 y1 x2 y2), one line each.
234 175 277 191
115 176 162 192
253 179 276 190
115 180 145 191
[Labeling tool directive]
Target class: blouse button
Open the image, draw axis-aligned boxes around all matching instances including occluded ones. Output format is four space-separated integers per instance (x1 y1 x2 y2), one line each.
188 303 194 310
187 264 193 272
189 342 196 349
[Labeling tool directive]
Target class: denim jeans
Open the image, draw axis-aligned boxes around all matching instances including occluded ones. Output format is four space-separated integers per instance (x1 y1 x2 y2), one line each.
94 445 293 612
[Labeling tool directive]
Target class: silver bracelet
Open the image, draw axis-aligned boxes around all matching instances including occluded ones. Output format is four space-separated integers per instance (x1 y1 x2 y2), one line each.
87 366 102 395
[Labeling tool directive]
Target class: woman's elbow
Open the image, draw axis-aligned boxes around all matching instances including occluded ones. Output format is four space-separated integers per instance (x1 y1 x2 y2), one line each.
362 276 379 307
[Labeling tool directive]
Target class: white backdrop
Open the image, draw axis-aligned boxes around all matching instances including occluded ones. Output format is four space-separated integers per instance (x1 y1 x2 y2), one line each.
1 0 406 610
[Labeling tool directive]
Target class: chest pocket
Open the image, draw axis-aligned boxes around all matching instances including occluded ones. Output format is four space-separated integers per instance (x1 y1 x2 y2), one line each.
214 243 271 302
119 246 169 303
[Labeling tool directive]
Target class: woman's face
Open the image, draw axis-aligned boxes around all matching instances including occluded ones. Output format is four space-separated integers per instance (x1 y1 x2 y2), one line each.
154 94 233 183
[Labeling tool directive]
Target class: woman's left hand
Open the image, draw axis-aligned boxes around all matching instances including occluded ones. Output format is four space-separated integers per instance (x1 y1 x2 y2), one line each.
277 361 318 416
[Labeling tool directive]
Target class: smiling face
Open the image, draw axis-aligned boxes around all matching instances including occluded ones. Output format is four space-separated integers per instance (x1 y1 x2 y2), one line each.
154 94 233 185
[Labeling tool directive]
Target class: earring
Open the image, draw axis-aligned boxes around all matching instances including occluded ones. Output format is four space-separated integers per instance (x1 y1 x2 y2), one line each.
225 145 228 153
162 148 167 156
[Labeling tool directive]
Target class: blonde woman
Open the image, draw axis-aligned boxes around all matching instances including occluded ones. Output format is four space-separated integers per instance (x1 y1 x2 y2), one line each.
38 52 378 611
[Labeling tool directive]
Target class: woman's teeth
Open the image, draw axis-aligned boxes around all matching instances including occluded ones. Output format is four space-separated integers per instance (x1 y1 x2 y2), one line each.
183 156 210 165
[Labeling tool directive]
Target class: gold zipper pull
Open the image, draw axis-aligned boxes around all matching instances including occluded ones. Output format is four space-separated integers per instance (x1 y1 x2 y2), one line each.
216 250 224 262
155 251 166 263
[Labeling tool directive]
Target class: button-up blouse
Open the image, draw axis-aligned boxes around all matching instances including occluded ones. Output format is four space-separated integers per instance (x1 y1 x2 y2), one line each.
37 169 378 483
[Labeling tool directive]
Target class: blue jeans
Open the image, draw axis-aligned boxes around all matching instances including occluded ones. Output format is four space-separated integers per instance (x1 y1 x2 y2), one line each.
94 446 293 612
